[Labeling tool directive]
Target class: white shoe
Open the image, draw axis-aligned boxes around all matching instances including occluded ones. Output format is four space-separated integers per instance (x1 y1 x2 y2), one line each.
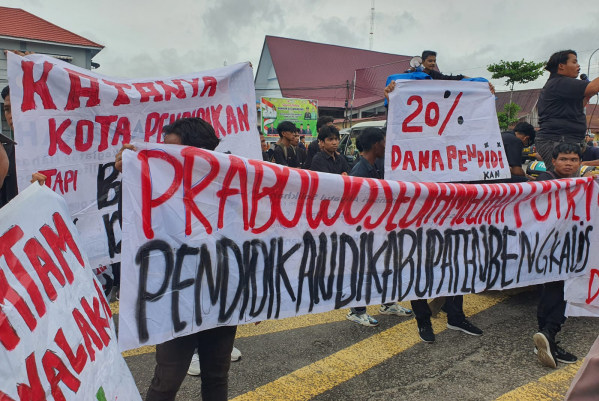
187 354 201 376
379 303 413 316
231 346 242 362
346 311 379 327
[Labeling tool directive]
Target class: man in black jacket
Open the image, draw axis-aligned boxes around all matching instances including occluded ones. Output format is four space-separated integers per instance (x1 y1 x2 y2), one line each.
533 142 589 368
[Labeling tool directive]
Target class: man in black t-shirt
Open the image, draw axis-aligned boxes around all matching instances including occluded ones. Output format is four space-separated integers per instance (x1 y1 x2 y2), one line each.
272 121 300 167
536 50 599 170
305 116 334 169
501 122 536 182
533 142 590 369
309 125 349 174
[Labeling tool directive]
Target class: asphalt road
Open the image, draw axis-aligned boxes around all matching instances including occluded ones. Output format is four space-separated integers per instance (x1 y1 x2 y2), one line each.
119 288 599 400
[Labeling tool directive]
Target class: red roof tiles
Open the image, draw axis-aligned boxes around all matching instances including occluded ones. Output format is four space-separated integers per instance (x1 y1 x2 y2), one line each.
264 36 411 109
494 88 541 119
0 7 103 49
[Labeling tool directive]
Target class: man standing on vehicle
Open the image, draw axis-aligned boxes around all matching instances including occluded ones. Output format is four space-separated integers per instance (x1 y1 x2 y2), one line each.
535 50 599 170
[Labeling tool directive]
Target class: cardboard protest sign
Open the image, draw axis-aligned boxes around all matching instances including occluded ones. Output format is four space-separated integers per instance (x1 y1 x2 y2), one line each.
565 272 599 317
118 142 598 350
385 80 511 182
0 184 140 400
6 52 260 270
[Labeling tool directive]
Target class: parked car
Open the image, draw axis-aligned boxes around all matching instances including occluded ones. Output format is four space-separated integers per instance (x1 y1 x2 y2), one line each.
338 120 386 167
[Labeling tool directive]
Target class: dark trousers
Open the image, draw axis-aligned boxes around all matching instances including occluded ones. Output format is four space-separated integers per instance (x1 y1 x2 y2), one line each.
411 296 466 325
537 281 566 340
146 325 237 401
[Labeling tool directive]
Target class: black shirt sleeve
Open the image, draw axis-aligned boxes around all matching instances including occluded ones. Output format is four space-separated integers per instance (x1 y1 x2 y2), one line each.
428 70 465 81
501 132 524 167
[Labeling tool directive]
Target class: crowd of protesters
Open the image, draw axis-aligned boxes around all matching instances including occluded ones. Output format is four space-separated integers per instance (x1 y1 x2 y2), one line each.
3 47 599 400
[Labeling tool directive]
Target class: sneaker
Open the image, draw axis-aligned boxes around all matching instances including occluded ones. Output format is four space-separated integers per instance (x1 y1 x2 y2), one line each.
447 319 483 336
231 346 242 362
533 331 557 368
379 303 413 316
417 322 435 343
346 311 379 327
187 354 201 376
534 343 577 364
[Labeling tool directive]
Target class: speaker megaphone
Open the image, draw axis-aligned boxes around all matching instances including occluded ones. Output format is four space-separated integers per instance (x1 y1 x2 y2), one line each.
409 56 422 68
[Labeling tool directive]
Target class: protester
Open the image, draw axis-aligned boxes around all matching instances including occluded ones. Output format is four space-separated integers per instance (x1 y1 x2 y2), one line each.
294 129 307 168
533 142 591 369
309 125 350 175
0 85 18 208
581 133 599 166
299 135 306 150
260 133 273 162
501 122 536 182
305 116 334 169
272 120 300 167
345 127 413 326
115 118 238 401
384 57 487 343
535 50 599 170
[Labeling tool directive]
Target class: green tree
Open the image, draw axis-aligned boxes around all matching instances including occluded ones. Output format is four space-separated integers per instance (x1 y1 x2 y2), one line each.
497 102 521 131
487 59 545 121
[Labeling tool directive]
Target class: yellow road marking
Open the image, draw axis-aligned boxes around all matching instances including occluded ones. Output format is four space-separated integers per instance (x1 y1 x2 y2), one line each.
232 293 508 401
119 301 411 357
495 361 582 401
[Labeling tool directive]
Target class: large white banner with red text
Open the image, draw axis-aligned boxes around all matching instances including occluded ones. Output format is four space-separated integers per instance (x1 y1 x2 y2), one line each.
7 53 260 270
0 184 140 400
385 80 510 182
118 142 598 350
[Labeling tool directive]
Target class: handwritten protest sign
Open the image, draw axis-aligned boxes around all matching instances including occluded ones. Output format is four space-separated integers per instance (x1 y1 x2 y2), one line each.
118 142 597 350
565 271 599 317
6 52 260 270
385 80 510 182
0 184 140 400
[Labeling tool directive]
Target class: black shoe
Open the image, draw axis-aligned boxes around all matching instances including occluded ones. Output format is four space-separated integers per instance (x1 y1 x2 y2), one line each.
417 322 435 343
534 344 577 364
555 343 577 364
447 319 483 336
533 331 557 368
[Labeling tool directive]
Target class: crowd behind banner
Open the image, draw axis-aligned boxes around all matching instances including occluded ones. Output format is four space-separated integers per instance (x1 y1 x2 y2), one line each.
2 47 599 400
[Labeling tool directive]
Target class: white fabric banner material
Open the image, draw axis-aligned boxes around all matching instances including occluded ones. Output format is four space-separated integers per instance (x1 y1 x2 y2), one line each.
385 80 511 182
118 142 597 351
0 184 140 400
565 272 599 317
7 52 260 269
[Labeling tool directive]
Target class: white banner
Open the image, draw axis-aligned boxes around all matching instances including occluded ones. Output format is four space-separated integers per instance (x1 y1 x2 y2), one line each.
118 142 598 351
7 53 260 269
385 80 510 182
565 271 599 317
0 184 140 400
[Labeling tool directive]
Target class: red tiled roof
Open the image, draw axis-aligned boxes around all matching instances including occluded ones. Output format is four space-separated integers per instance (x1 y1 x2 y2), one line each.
265 36 412 109
494 88 541 119
0 7 103 48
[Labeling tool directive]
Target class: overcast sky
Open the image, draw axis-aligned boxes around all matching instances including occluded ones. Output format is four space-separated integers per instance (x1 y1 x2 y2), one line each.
3 0 599 92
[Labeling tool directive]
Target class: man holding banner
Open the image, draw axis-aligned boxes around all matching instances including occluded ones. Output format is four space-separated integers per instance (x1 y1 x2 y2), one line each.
0 86 18 208
533 142 589 368
115 118 237 401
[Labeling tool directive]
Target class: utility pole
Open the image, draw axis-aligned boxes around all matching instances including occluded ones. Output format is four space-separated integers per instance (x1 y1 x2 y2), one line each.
369 0 375 50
